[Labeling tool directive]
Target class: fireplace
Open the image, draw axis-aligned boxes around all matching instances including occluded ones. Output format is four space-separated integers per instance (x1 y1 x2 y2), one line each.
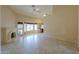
11 32 16 39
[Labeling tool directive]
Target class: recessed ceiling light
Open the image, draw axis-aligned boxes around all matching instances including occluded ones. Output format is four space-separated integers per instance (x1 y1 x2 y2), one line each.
36 8 39 11
43 14 46 17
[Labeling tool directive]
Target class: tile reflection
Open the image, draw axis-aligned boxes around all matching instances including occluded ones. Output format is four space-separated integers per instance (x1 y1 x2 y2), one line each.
23 34 38 45
2 33 79 54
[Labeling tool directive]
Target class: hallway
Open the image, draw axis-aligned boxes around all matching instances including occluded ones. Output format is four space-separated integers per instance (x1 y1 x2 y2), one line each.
1 33 79 54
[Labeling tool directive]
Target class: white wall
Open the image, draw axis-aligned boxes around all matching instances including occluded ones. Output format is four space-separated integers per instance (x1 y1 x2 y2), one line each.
78 6 79 47
44 6 78 44
1 6 16 44
0 6 1 53
0 6 1 42
1 6 16 28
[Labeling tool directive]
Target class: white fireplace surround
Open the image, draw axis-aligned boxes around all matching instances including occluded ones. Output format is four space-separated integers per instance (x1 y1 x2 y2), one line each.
7 31 16 43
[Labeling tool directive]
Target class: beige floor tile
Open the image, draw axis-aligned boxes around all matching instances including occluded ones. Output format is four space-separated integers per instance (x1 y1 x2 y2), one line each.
1 33 79 54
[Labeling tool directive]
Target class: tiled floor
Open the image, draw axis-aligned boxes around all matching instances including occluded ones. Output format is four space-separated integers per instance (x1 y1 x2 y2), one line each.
1 33 79 54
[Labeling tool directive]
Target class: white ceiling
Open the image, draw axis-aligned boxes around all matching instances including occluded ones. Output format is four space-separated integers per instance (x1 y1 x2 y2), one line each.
9 5 53 19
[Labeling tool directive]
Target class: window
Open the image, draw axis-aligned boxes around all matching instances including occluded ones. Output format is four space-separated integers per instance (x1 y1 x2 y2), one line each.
41 25 44 28
34 24 38 30
24 23 27 32
17 22 39 35
17 24 23 35
27 24 33 31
